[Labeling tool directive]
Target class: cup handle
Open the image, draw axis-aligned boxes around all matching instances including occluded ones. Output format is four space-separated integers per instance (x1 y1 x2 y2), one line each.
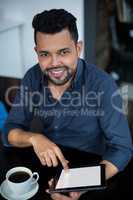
31 172 39 184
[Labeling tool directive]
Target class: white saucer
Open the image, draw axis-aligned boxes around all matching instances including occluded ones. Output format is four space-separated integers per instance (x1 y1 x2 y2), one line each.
0 180 39 200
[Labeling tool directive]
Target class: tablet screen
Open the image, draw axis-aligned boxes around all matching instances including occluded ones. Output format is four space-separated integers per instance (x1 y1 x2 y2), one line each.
56 166 101 189
50 165 106 193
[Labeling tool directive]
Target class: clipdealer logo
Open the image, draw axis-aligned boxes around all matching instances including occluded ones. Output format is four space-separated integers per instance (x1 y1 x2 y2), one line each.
111 85 128 115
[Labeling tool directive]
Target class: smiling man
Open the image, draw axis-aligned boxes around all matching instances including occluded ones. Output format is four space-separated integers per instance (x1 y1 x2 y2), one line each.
3 9 133 200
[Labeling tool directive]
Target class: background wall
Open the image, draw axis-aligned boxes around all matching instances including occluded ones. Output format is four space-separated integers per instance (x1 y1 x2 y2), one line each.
0 0 84 78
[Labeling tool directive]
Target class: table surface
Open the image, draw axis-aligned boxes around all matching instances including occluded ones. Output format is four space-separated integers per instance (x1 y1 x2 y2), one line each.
0 139 133 200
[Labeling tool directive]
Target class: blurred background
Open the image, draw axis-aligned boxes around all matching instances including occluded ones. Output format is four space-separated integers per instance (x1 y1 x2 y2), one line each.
0 0 133 135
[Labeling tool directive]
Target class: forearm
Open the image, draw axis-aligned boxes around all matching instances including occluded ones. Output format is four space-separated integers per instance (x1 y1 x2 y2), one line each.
100 160 119 180
8 128 40 147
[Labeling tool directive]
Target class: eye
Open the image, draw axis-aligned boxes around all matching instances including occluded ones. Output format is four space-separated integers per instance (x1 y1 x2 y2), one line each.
39 52 49 57
60 49 70 56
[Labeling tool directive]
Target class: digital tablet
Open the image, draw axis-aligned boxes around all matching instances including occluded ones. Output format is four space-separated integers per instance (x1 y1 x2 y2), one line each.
49 164 106 193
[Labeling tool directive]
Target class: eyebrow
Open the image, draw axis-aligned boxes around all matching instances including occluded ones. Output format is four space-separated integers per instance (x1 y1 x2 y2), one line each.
38 48 71 54
38 50 49 54
57 48 71 53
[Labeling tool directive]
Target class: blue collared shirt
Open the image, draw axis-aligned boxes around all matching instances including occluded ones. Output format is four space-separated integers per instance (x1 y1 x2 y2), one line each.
2 58 133 171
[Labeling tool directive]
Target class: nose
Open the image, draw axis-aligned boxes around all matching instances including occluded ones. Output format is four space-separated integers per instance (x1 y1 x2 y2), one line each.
51 55 60 67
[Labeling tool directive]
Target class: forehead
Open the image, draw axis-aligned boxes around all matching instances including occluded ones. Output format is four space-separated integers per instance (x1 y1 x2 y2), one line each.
36 29 75 51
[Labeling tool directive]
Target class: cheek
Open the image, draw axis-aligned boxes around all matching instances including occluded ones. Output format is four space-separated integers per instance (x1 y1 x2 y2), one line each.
63 53 78 65
66 55 78 69
38 58 50 70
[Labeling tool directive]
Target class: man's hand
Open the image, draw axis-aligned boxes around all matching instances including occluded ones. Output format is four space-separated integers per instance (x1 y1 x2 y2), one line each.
50 192 81 200
100 160 119 179
46 179 82 200
29 134 69 169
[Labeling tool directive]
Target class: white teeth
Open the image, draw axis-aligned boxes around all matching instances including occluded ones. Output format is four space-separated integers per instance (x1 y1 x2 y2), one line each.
50 69 64 74
52 70 63 74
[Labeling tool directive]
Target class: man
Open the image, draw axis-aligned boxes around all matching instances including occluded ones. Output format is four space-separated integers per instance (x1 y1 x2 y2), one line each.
3 9 133 200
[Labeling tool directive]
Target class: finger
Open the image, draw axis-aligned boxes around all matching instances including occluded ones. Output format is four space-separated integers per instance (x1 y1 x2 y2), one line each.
35 150 46 166
39 153 47 165
45 189 50 194
39 156 46 166
48 178 54 186
45 152 53 167
54 147 69 169
45 179 54 195
69 192 81 199
41 157 47 166
48 150 58 167
51 193 71 200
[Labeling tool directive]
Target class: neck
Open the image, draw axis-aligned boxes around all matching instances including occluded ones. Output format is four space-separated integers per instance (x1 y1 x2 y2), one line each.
48 80 71 100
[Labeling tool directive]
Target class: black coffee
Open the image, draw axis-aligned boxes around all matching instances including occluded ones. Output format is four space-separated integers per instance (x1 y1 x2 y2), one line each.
9 171 30 183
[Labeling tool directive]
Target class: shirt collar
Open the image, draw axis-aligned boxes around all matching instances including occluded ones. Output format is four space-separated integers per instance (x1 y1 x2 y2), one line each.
72 58 83 90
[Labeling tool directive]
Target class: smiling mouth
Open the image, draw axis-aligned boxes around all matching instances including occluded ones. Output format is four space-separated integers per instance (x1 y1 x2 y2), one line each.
48 68 66 79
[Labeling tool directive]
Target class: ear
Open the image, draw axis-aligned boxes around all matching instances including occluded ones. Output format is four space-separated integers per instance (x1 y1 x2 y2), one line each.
76 41 83 57
34 46 37 53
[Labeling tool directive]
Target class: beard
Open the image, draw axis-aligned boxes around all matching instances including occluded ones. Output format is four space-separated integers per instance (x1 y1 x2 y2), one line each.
42 65 74 86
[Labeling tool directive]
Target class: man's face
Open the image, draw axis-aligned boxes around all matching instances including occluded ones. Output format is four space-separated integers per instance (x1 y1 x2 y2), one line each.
35 29 82 86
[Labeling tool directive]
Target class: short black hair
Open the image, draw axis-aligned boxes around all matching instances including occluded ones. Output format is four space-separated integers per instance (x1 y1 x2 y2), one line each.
32 9 78 44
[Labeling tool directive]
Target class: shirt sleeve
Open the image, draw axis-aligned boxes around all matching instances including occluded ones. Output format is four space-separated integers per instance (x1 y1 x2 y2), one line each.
2 72 34 147
98 77 133 171
0 101 8 131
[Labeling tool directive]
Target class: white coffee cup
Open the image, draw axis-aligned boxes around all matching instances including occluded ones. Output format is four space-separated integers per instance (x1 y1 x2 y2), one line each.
6 166 39 195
